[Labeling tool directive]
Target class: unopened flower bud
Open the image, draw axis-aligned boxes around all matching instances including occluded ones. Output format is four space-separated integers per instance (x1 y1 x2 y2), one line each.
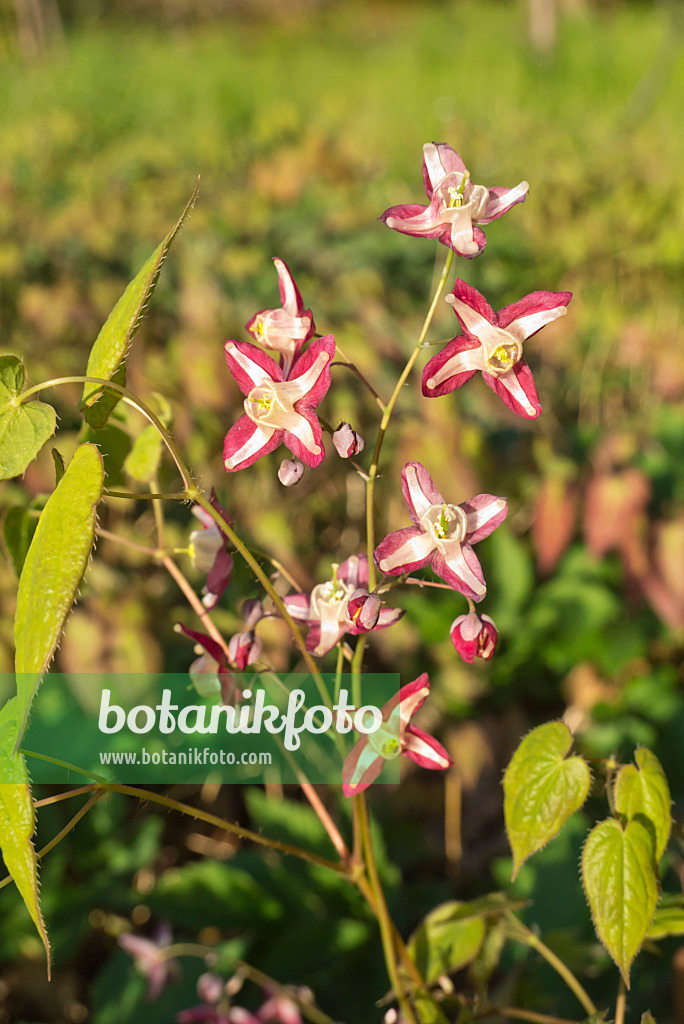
332 422 365 458
228 630 262 670
278 458 305 486
450 610 498 663
197 972 224 1006
189 654 222 698
348 589 382 632
241 598 264 629
189 523 223 573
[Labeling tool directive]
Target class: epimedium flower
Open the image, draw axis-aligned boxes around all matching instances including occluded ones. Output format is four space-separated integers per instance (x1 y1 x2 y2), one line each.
283 554 404 657
342 673 452 797
374 462 507 602
119 924 179 1001
246 257 315 376
189 497 234 609
422 279 572 419
332 422 365 458
380 142 529 258
177 623 242 705
450 610 498 663
223 336 335 472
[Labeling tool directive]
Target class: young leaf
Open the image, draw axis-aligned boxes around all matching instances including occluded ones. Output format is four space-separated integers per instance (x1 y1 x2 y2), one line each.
408 900 486 984
0 354 56 481
582 817 657 987
0 697 50 974
614 747 671 862
641 1011 657 1024
504 721 591 878
80 180 198 427
51 447 66 484
14 443 104 745
3 505 39 576
412 993 451 1024
646 894 684 940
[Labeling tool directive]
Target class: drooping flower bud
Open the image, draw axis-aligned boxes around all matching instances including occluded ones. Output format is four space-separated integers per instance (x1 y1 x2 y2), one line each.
241 597 264 629
197 972 224 1006
450 610 498 662
278 457 305 486
228 630 262 670
347 588 382 632
332 422 365 458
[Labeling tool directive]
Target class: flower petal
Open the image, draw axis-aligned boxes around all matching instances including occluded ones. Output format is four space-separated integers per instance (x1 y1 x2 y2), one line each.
401 461 444 523
431 542 487 601
342 736 384 797
223 415 281 472
497 289 572 341
286 334 336 404
422 335 483 397
380 198 448 241
338 554 369 590
177 623 227 670
374 525 436 576
224 340 283 394
461 493 508 544
204 547 234 609
403 725 452 770
282 593 312 621
274 257 305 316
478 181 529 224
282 407 325 467
307 606 346 656
446 281 501 351
481 360 541 419
422 142 468 195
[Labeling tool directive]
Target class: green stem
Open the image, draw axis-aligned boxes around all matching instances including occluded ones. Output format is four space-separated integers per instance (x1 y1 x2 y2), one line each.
615 976 626 1024
350 634 367 708
504 914 597 1017
236 959 339 1024
356 794 419 1024
366 249 454 589
19 375 193 489
477 1008 585 1024
104 489 187 501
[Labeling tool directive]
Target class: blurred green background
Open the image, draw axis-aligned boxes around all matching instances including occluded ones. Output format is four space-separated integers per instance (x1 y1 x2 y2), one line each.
1 0 684 1021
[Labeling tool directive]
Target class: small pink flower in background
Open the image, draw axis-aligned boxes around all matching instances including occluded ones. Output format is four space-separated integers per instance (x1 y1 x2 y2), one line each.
347 589 382 632
177 623 241 705
189 497 234 609
450 610 498 662
422 279 572 420
374 462 507 602
223 336 335 472
381 142 528 258
257 992 304 1024
246 258 315 376
332 422 365 458
283 554 404 656
277 457 304 486
119 923 179 1001
342 674 452 797
228 630 262 670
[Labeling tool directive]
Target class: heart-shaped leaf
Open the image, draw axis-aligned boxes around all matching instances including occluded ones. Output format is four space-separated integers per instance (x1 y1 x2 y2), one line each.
614 747 671 862
582 817 657 986
646 894 684 940
408 900 486 984
80 181 198 427
0 355 56 481
0 697 50 974
504 721 590 878
14 443 104 745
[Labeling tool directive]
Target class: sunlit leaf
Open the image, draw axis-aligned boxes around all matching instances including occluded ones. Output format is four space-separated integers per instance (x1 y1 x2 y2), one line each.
504 721 591 878
646 894 684 940
582 817 657 986
51 447 65 484
614 747 671 862
80 181 198 427
2 505 38 577
0 697 50 974
14 443 104 745
0 354 56 481
408 900 486 984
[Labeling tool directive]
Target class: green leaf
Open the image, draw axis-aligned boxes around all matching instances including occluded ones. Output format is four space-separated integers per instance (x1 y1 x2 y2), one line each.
504 721 591 878
582 817 657 986
646 894 684 940
14 443 104 745
412 992 451 1024
51 447 65 484
0 697 50 974
0 355 56 481
641 1011 657 1024
408 901 486 985
80 181 198 426
123 424 163 482
614 747 671 862
3 505 38 576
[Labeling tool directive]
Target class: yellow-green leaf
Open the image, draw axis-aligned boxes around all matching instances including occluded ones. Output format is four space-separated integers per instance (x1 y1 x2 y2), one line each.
14 443 104 745
80 181 198 426
124 424 163 482
582 817 657 987
504 721 591 878
614 747 671 862
0 354 56 481
646 894 684 940
0 697 50 974
408 900 486 985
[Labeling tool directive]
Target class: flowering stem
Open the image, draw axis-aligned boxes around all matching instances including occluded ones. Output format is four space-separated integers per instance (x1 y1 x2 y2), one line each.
332 352 386 410
235 960 339 1024
504 914 597 1017
104 489 187 501
96 527 157 556
478 1008 586 1024
356 794 419 1024
365 248 454 590
298 780 350 863
615 977 626 1024
162 554 232 663
18 375 193 489
33 784 100 808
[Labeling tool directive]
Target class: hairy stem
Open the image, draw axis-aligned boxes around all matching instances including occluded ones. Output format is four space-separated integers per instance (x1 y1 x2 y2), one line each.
504 914 597 1017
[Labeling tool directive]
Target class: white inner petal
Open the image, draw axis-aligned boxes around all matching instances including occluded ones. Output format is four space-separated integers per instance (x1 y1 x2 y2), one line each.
505 304 568 343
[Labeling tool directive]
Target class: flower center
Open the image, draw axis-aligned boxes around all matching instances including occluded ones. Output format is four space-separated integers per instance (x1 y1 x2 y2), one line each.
368 721 401 760
309 565 356 622
483 329 522 377
421 503 467 544
244 384 285 427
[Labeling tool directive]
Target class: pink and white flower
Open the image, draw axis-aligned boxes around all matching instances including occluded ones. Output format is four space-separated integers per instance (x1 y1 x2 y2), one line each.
119 924 179 1001
283 554 404 657
332 422 365 458
246 258 315 376
342 674 452 797
223 336 335 472
381 142 529 258
374 462 507 602
189 498 234 609
422 279 572 419
450 610 498 662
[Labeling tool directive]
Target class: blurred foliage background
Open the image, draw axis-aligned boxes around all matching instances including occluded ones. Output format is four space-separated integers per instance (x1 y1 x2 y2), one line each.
1 0 684 1021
